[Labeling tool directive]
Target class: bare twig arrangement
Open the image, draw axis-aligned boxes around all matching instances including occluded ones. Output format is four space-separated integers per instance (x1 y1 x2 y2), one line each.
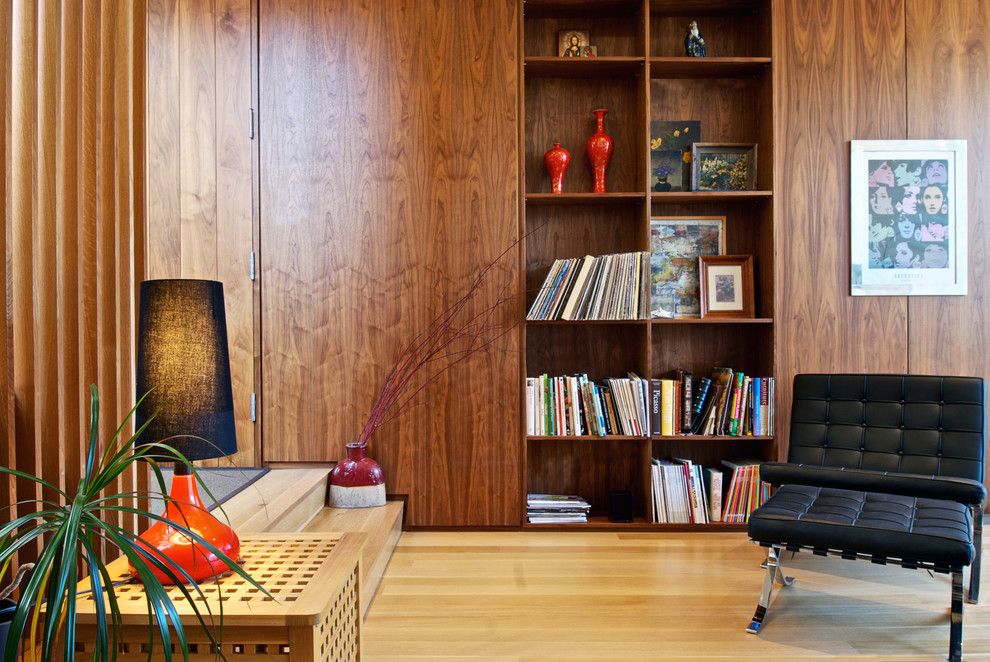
357 241 521 446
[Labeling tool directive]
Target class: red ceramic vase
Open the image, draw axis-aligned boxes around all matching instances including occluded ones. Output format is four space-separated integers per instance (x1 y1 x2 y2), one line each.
543 142 571 194
585 108 614 193
329 442 386 508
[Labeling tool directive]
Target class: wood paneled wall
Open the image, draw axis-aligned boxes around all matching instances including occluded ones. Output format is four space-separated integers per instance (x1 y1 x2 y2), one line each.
145 0 258 466
258 0 520 526
1 0 148 556
773 0 990 484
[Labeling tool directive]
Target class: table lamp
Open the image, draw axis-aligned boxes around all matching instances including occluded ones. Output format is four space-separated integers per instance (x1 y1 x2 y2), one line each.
133 279 240 584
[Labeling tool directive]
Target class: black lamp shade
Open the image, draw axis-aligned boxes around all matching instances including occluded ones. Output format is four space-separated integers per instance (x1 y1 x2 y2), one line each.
135 279 237 462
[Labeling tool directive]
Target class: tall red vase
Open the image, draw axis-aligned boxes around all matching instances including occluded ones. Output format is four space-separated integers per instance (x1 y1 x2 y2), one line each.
543 142 571 194
585 108 614 193
329 442 386 508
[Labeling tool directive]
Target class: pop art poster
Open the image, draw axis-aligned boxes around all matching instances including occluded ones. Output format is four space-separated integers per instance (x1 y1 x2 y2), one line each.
850 140 967 296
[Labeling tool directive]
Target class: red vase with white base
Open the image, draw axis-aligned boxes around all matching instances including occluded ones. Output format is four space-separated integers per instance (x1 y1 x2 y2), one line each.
329 442 386 508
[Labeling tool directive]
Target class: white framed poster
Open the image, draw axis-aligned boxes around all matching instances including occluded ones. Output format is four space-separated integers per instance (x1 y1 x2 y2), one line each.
850 139 967 296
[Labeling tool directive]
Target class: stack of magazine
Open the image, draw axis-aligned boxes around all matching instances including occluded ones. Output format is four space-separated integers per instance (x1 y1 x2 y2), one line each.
526 494 591 524
527 252 650 321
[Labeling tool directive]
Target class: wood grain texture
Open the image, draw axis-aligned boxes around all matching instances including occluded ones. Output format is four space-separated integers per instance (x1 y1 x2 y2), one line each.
3 0 146 561
364 530 990 659
145 0 258 466
0 0 13 533
259 0 521 526
772 0 909 458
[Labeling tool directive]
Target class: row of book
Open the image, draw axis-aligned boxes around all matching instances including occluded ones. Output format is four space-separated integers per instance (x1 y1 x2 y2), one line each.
525 373 650 437
651 459 768 524
653 368 775 437
525 369 774 438
526 494 591 524
526 252 650 321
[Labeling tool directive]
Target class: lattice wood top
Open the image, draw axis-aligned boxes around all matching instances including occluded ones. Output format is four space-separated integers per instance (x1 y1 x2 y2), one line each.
76 533 364 627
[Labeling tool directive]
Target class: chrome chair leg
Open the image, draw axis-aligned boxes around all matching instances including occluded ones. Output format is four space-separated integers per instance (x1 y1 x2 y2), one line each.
968 506 982 605
950 570 964 662
747 545 779 634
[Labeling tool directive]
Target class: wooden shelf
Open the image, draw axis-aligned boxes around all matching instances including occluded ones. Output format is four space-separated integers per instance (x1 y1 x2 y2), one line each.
651 191 772 203
524 56 644 78
650 0 765 16
523 516 748 531
527 435 649 441
650 317 773 325
650 57 771 79
525 192 646 205
524 0 642 19
652 435 773 441
527 318 648 325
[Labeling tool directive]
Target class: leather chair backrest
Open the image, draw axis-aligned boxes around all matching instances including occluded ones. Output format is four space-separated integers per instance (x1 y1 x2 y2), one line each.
789 374 986 482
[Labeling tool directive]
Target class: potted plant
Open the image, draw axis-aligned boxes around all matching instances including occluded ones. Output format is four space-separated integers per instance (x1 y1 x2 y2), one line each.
0 386 265 661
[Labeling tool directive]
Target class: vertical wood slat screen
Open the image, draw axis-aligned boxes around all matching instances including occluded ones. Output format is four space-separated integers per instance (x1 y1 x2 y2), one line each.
1 0 147 561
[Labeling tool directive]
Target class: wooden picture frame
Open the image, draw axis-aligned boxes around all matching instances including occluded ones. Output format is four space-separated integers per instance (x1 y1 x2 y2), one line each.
699 255 754 318
691 143 757 191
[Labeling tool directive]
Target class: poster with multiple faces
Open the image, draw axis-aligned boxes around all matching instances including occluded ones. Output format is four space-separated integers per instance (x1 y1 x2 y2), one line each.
850 140 967 296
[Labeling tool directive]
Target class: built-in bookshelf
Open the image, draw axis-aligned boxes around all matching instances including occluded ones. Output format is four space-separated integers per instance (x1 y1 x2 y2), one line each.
520 0 775 530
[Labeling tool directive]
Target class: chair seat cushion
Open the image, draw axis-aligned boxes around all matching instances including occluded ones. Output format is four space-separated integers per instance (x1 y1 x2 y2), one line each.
748 484 974 568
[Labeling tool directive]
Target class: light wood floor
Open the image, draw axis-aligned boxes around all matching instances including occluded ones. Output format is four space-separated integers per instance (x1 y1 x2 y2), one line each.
363 531 990 660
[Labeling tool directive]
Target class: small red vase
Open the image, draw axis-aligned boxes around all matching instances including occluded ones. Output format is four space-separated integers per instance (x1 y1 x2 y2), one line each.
329 442 386 508
543 142 571 194
585 109 614 193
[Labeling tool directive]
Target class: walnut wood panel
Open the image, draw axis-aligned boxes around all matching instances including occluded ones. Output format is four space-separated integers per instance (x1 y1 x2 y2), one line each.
651 324 772 378
905 0 990 499
527 325 649 380
145 0 258 466
525 76 644 193
524 16 643 57
3 0 147 561
0 0 12 521
259 0 521 526
527 439 649 518
772 0 909 459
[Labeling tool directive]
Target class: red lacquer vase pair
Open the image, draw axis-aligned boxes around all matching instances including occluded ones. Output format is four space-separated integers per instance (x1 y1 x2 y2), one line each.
329 441 386 508
542 109 614 194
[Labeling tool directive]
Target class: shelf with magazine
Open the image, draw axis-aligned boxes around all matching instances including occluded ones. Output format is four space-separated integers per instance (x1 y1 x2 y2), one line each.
519 0 775 530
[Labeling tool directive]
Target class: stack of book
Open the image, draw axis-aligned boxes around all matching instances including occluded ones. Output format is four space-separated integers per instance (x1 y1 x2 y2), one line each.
526 494 591 524
526 252 651 321
651 368 775 437
526 373 650 436
721 461 769 524
651 457 722 524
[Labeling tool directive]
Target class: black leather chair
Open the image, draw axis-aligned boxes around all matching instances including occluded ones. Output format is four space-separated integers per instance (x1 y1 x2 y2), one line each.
746 374 985 662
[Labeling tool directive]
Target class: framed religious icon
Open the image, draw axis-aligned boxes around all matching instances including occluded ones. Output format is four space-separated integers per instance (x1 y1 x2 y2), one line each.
850 139 967 295
650 216 725 318
699 255 754 319
557 30 593 57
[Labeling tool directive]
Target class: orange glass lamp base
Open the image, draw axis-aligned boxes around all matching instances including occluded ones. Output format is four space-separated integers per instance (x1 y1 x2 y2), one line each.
130 472 240 585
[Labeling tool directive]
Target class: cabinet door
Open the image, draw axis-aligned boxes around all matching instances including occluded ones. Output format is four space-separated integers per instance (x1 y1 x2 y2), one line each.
259 0 521 525
146 0 258 466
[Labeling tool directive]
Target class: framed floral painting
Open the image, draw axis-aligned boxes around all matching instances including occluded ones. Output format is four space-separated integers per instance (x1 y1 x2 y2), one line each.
691 143 757 191
850 140 967 295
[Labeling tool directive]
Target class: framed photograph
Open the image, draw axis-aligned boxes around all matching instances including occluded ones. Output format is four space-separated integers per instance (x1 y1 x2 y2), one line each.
650 120 701 192
650 216 726 318
850 139 967 296
691 143 757 191
699 255 754 318
558 30 591 57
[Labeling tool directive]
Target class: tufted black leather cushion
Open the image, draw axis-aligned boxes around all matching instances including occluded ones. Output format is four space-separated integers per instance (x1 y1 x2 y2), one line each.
789 374 985 483
749 484 975 567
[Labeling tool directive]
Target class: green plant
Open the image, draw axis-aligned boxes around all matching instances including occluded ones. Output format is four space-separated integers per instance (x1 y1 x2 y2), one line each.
0 386 266 661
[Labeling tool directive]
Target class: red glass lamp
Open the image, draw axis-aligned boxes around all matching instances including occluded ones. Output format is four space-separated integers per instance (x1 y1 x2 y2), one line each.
133 279 240 584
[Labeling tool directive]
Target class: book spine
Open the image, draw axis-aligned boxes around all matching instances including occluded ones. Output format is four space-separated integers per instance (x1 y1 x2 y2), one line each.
660 380 674 436
682 373 693 434
526 378 535 435
729 372 744 436
673 379 681 436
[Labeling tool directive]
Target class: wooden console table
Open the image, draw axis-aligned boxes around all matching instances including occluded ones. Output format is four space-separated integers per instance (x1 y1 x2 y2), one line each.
75 533 364 661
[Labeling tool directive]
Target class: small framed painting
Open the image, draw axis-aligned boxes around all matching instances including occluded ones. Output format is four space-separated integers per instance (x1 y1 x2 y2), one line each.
649 216 725 318
691 143 757 191
699 255 754 318
850 139 967 296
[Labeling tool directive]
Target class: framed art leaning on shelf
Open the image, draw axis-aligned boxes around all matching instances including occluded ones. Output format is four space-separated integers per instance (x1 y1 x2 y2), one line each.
699 255 754 319
850 139 967 296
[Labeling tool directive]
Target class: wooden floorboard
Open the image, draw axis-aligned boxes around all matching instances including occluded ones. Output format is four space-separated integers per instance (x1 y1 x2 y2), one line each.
363 531 990 660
